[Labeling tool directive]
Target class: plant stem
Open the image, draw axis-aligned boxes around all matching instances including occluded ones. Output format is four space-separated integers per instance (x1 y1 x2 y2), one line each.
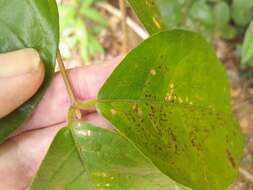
67 99 97 123
68 106 76 124
75 99 97 110
119 0 128 53
57 50 81 119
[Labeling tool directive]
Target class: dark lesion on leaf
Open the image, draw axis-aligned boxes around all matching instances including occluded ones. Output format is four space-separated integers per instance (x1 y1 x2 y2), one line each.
159 54 164 59
167 128 177 142
225 148 237 169
126 111 137 123
166 127 180 154
144 93 158 100
189 129 203 152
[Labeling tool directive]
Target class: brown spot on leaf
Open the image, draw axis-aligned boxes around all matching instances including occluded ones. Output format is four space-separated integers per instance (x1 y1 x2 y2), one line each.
226 148 236 169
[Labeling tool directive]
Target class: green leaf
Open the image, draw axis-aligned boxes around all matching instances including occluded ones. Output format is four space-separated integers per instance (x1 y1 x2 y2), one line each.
80 6 107 26
97 30 243 190
231 0 253 26
127 0 214 36
154 0 184 28
241 20 253 63
189 1 214 27
31 122 190 190
0 0 59 143
127 0 167 34
213 2 230 28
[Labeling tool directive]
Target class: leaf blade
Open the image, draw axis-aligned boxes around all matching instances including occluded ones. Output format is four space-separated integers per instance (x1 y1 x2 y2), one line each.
31 122 189 190
127 0 166 34
241 20 253 64
97 30 243 190
30 128 92 190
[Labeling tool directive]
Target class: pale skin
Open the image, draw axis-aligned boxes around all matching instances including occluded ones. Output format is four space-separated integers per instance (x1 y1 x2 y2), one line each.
0 49 120 190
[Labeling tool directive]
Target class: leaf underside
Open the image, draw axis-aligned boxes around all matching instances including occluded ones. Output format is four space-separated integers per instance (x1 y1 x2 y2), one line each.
30 122 189 190
0 0 59 143
97 30 243 190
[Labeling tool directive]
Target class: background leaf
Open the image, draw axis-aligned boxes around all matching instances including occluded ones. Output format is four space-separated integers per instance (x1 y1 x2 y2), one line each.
231 0 253 27
189 1 213 27
31 122 190 190
127 0 167 34
213 1 230 28
0 0 59 143
241 20 253 64
97 30 243 190
127 0 214 41
128 0 252 41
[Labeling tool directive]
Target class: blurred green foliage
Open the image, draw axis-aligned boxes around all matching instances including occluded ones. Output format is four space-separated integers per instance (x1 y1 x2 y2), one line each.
141 0 253 66
156 0 253 40
59 0 253 67
59 0 106 63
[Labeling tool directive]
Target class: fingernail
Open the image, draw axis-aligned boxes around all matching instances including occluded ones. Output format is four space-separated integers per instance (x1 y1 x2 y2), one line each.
0 48 41 78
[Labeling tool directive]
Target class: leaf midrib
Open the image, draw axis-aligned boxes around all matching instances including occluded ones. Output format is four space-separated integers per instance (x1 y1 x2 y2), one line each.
42 148 75 189
69 128 98 190
69 127 182 190
97 98 231 117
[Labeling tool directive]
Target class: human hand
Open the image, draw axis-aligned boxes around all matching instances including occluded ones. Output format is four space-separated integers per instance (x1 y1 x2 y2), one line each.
0 49 45 118
0 51 121 190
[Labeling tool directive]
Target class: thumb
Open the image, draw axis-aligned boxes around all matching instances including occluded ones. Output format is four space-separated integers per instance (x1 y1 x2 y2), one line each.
0 48 41 77
0 49 45 118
